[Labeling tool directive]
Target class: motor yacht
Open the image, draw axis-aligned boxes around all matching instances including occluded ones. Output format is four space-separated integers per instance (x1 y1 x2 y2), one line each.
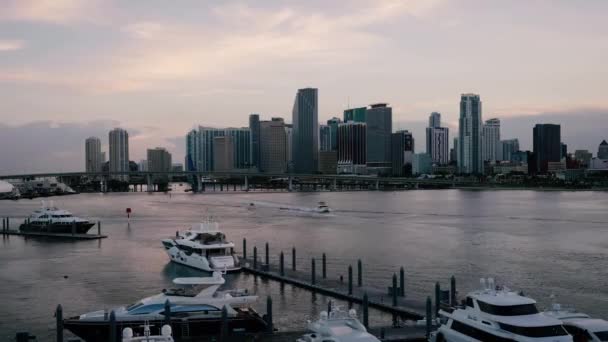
19 201 95 234
162 218 240 272
64 272 266 342
297 308 380 342
430 278 572 342
544 304 608 342
316 202 330 213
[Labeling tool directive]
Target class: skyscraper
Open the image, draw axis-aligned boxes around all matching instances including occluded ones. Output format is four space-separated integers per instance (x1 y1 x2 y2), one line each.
85 136 102 173
319 125 331 151
560 142 568 160
425 112 449 165
533 124 561 174
391 132 406 176
365 103 392 175
483 118 501 162
249 114 261 170
598 140 608 159
147 147 172 183
501 139 520 161
186 129 199 171
292 88 318 173
337 122 366 174
344 107 366 123
213 136 234 172
458 94 484 174
285 124 293 172
326 117 341 151
199 127 225 172
260 118 287 173
109 128 129 180
225 128 251 169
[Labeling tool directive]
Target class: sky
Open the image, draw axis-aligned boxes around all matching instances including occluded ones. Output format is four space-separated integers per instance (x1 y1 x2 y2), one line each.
0 0 607 174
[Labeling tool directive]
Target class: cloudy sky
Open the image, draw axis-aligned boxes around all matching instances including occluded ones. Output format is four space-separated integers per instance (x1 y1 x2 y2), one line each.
0 0 607 174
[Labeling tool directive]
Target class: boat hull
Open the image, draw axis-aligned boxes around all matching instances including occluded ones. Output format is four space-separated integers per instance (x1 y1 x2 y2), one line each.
64 315 268 342
19 222 95 234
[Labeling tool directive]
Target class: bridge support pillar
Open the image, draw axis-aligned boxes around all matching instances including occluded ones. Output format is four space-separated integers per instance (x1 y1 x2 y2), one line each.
244 176 249 191
288 177 293 192
147 174 153 192
332 178 337 191
375 180 380 190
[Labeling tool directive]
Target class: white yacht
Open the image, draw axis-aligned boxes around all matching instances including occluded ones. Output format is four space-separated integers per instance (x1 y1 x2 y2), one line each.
544 304 608 342
19 201 95 234
65 272 266 342
297 308 380 342
162 219 240 272
316 202 331 213
430 278 572 342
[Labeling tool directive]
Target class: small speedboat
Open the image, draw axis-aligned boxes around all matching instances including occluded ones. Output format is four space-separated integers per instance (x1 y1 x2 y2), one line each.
316 202 330 213
297 308 380 342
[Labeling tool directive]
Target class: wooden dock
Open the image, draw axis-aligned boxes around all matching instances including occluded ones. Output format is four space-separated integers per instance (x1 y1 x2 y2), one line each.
2 229 107 240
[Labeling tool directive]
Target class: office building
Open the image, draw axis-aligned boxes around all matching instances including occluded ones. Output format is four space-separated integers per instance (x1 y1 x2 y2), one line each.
412 153 432 175
561 142 568 160
318 151 337 174
100 152 106 164
138 159 148 172
327 117 341 151
147 147 172 173
533 124 561 174
171 163 183 172
109 128 129 181
598 140 608 159
425 112 449 165
260 118 287 173
344 107 366 123
452 138 458 164
225 128 251 169
200 127 225 172
285 124 293 172
337 122 366 174
85 136 102 173
365 103 392 175
574 150 593 167
213 136 234 172
458 94 484 174
483 118 501 162
186 129 199 171
292 88 318 173
501 139 520 162
319 125 332 151
249 114 261 169
391 132 405 176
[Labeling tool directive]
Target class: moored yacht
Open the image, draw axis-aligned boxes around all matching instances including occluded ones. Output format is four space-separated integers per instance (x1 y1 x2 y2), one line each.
19 201 95 234
162 219 240 272
316 201 330 213
544 304 608 342
430 278 572 342
297 308 380 342
64 272 266 342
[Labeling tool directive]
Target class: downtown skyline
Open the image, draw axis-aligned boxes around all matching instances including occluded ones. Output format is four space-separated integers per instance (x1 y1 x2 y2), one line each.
0 0 607 173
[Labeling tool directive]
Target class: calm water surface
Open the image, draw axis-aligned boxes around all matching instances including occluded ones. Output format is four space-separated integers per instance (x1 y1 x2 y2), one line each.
1 189 607 340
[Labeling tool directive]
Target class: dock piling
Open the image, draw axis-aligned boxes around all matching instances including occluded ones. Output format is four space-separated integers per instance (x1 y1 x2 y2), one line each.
292 246 296 271
221 305 228 341
322 253 327 279
311 258 316 285
164 299 171 326
327 300 332 314
55 304 63 342
348 265 353 295
253 246 258 269
357 259 362 287
265 242 269 266
426 296 432 338
392 273 398 307
109 310 116 342
71 221 75 236
400 267 405 297
97 221 101 236
363 292 369 329
243 238 247 259
280 251 284 276
266 296 273 333
450 275 456 306
435 282 440 317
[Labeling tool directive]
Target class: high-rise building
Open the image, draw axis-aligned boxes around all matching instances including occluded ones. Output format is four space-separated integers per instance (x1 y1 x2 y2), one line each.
147 147 172 173
327 117 341 151
171 163 184 172
85 136 102 173
412 153 432 175
574 150 592 167
453 138 459 164
318 151 337 174
483 118 501 162
365 103 392 175
391 132 405 177
260 118 287 173
138 159 148 172
337 122 366 174
109 128 129 181
285 124 293 172
561 142 568 160
186 129 199 171
199 127 225 172
100 152 106 164
598 140 608 159
344 107 366 123
249 114 261 170
425 112 449 165
292 88 318 173
225 128 251 169
458 94 484 174
319 125 332 152
533 124 561 174
500 139 520 162
213 136 234 172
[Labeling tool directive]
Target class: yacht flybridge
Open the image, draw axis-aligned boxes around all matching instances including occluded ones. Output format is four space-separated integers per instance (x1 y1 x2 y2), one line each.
64 272 266 342
297 308 380 342
19 200 95 234
430 278 572 342
162 219 240 272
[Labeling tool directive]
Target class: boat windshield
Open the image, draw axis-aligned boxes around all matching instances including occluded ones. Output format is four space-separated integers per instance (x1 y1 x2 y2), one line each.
477 301 539 316
193 233 226 245
126 302 143 311
499 323 569 337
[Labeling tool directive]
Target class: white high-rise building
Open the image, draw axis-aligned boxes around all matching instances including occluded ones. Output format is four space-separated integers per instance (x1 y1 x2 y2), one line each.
458 94 484 174
85 136 102 173
425 112 449 165
109 128 129 181
483 118 501 162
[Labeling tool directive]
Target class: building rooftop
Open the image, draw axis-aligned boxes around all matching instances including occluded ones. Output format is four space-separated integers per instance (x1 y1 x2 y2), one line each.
600 140 608 146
